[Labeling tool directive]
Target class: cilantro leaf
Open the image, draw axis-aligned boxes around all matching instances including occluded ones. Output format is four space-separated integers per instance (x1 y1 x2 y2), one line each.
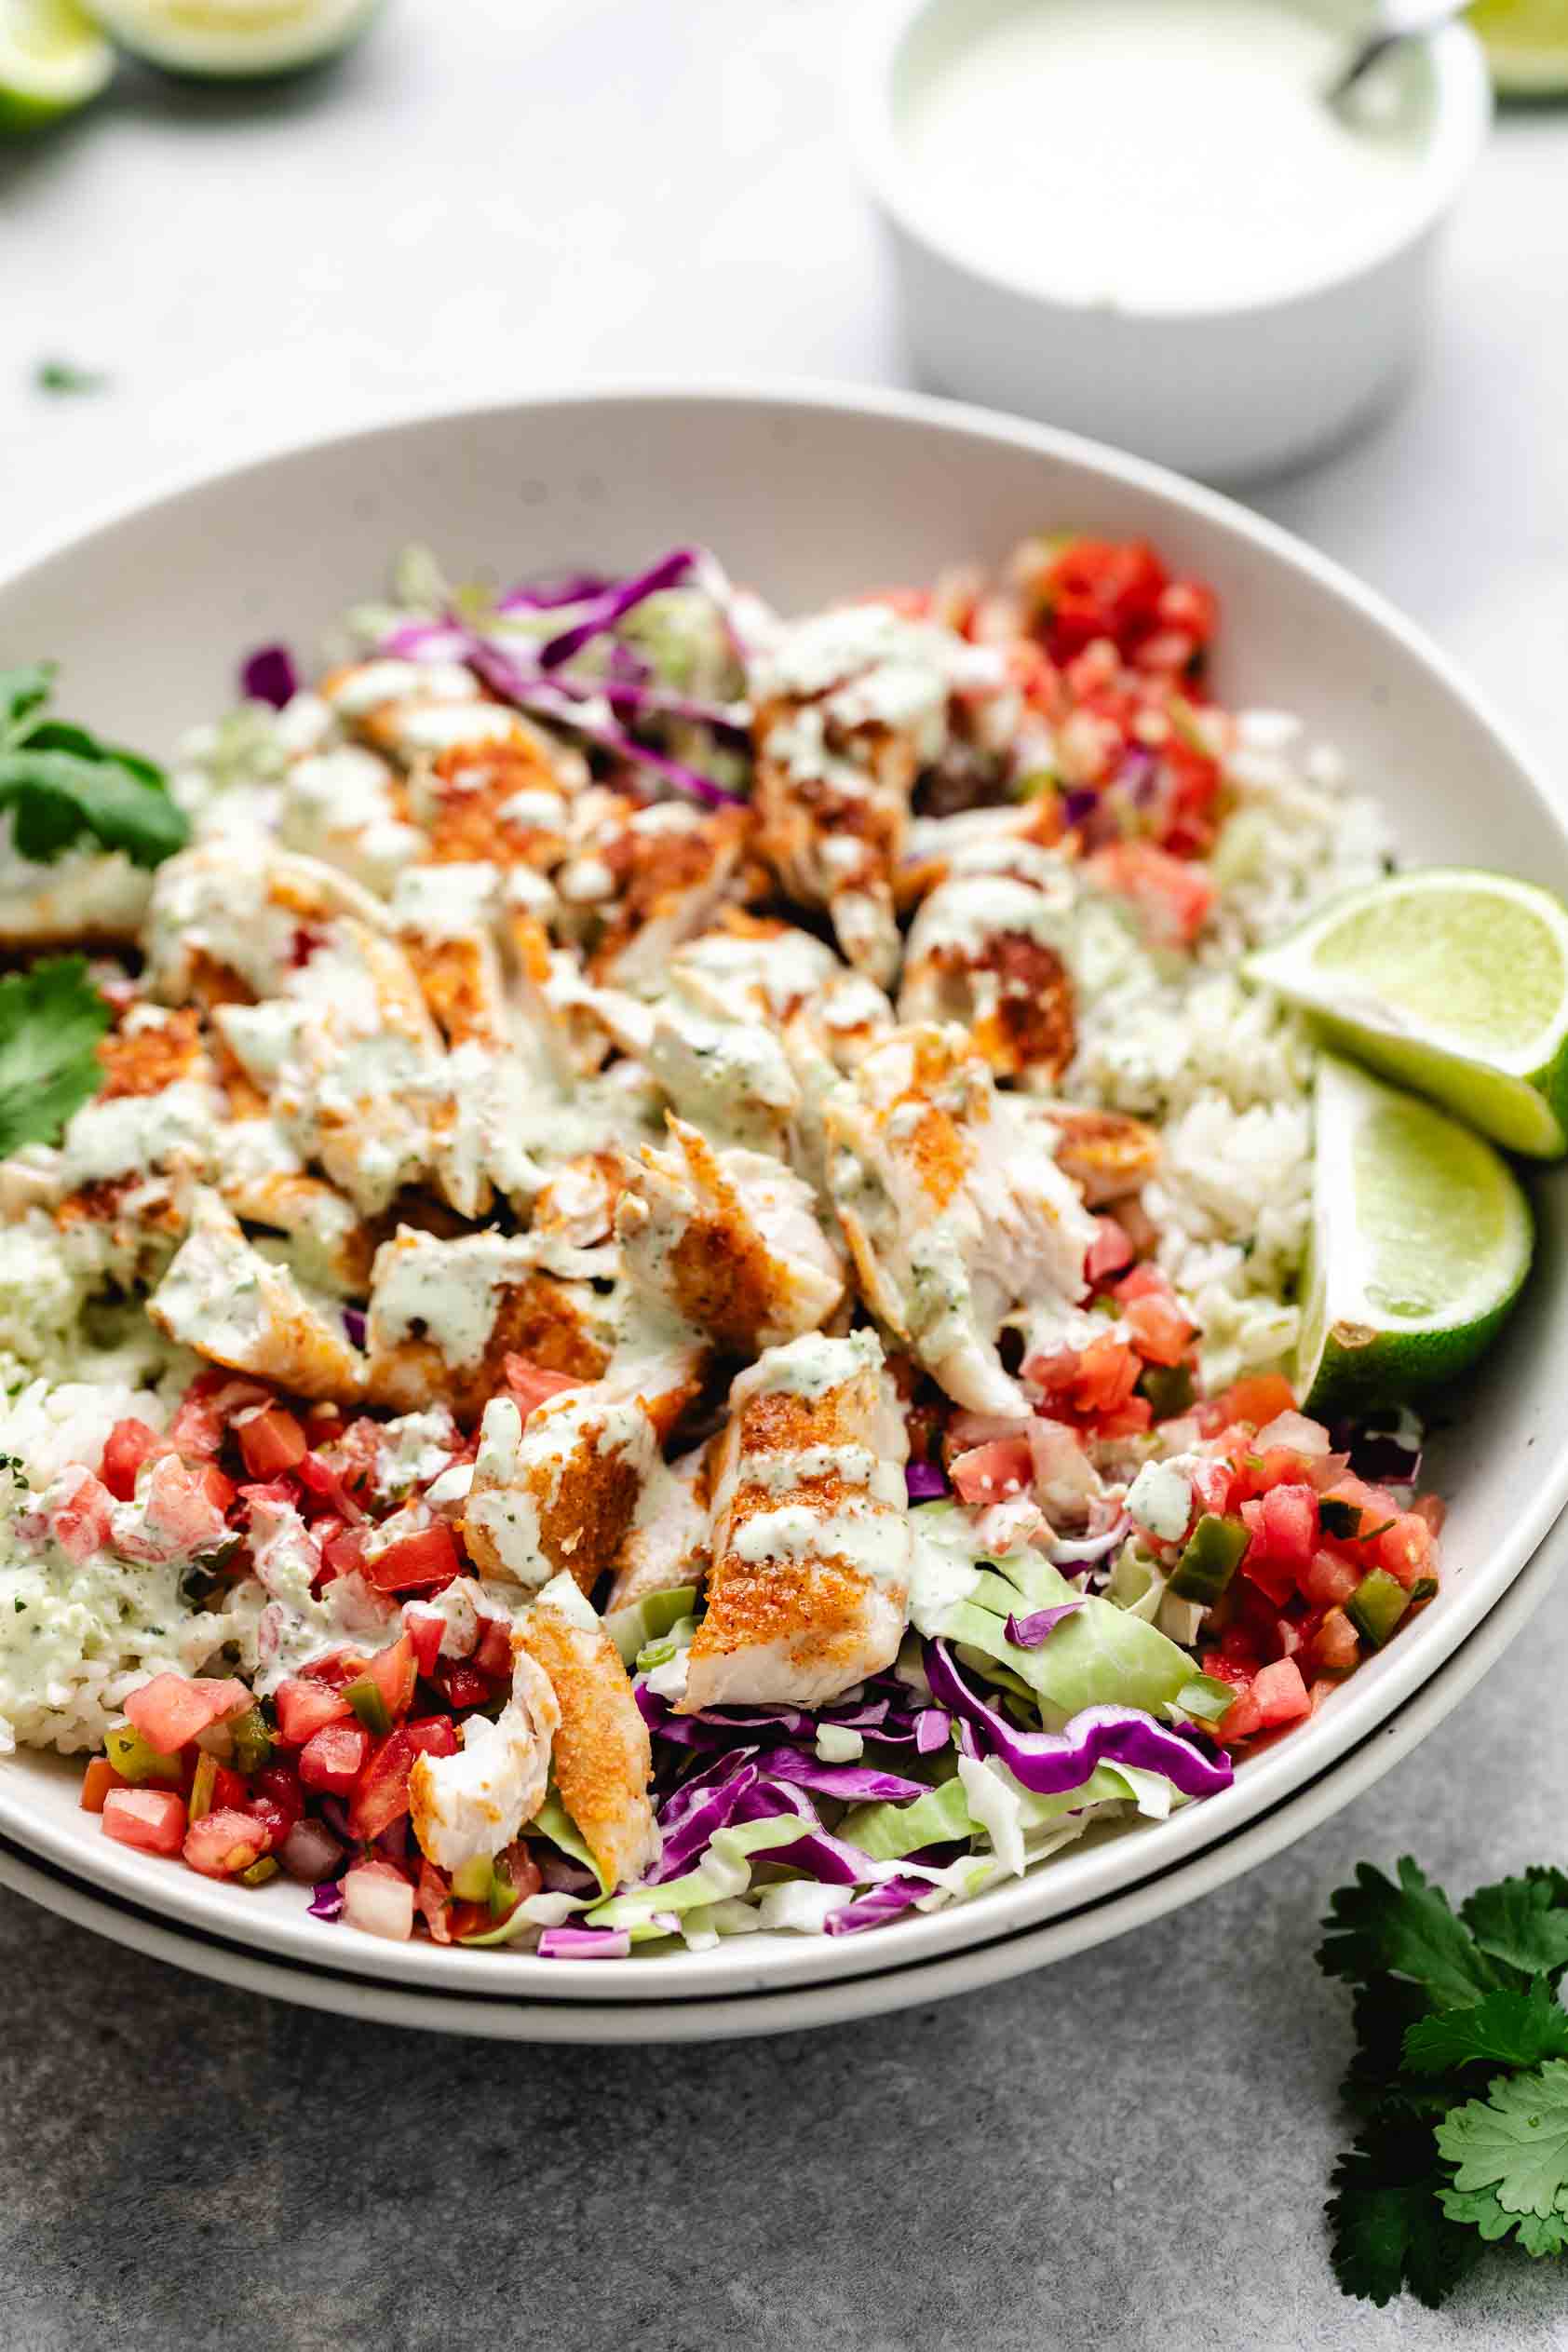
1327 2116 1486 2308
1319 1857 1508 2008
0 957 110 1156
1440 2180 1568 2257
0 668 187 870
1404 1980 1568 2077
34 359 109 397
1437 2061 1568 2222
1461 1872 1568 1984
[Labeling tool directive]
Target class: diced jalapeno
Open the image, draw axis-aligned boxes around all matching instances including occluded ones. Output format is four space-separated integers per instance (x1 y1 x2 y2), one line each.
1174 1674 1239 1725
228 1706 273 1775
1141 1362 1195 1421
1169 1513 1250 1604
103 1724 183 1784
239 1858 279 1887
189 1750 218 1821
344 1677 392 1738
451 1856 492 1903
1346 1568 1411 1649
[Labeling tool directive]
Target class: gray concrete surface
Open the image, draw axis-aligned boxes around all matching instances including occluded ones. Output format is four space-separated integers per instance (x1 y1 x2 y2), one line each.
3 4 1567 2345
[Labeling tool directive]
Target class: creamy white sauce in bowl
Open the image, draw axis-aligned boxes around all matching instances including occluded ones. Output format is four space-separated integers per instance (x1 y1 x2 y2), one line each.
896 0 1440 314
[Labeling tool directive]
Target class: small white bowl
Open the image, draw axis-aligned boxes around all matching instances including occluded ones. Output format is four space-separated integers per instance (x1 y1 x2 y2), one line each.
853 0 1493 482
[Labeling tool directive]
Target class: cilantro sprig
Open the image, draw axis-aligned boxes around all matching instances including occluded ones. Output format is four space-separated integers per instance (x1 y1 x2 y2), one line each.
0 956 112 1157
1320 1856 1568 2306
0 663 188 869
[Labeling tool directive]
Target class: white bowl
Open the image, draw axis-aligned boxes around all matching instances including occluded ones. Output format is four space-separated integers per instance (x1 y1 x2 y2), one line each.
1 382 1564 2025
852 0 1493 481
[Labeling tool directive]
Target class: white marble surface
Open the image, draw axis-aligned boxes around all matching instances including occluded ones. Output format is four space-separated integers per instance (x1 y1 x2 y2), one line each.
4 5 1568 2346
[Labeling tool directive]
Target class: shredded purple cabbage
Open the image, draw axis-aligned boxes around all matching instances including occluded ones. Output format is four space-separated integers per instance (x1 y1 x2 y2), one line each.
825 1876 931 1936
342 1306 367 1349
241 643 298 709
537 1926 632 1960
905 1458 951 1502
914 1708 953 1755
308 1881 344 1922
762 1748 927 1805
493 572 612 614
536 547 699 669
925 1641 1234 1799
1061 787 1099 827
1003 1601 1084 1650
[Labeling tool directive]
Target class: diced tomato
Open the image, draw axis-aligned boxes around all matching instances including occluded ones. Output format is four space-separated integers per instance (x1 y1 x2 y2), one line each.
1040 537 1169 662
80 1757 123 1813
140 1455 232 1558
101 1786 187 1856
1412 1493 1446 1535
1189 1457 1237 1520
405 1608 446 1681
101 1418 169 1502
448 1899 492 1941
1216 1688 1265 1743
237 1404 308 1480
361 1521 461 1595
1088 840 1216 948
320 1523 368 1584
348 1728 418 1843
182 1805 268 1877
495 1840 543 1909
210 1764 248 1812
405 1714 459 1759
1302 1548 1361 1609
1219 1373 1298 1430
1257 1484 1318 1576
1158 576 1219 645
48 1467 115 1564
169 1370 272 1459
1085 1217 1134 1284
1097 1398 1154 1439
125 1672 250 1754
362 1634 417 1723
436 1661 492 1711
294 1451 366 1524
298 1718 372 1796
1252 1656 1311 1726
1236 1507 1297 1608
950 1438 1034 1506
1313 1606 1361 1674
1113 1263 1169 1303
275 1676 352 1747
416 1859 453 1944
471 1615 514 1682
1122 1293 1193 1368
502 1356 584 1420
1375 1510 1435 1589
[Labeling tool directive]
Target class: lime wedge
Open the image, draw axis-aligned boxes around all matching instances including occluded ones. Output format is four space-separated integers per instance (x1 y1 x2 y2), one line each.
1246 869 1568 1158
1298 1054 1533 1416
0 0 113 128
1467 0 1568 94
87 0 381 76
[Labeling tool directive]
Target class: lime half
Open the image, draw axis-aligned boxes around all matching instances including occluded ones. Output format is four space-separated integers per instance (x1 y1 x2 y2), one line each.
1467 0 1568 95
1298 1054 1533 1417
87 0 381 76
0 0 113 128
1246 868 1568 1158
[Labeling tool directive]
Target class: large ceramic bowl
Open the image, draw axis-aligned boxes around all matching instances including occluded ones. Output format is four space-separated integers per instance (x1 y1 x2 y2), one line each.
2 384 1565 2025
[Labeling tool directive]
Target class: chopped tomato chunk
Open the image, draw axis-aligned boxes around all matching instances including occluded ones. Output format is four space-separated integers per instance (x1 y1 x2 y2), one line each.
950 1438 1034 1506
1252 1656 1311 1726
405 1608 447 1680
1312 1606 1361 1673
362 1634 418 1723
1088 840 1216 948
101 1418 168 1501
1085 1217 1134 1283
125 1672 249 1754
48 1467 114 1564
101 1786 187 1856
405 1714 460 1759
275 1676 352 1747
348 1728 419 1843
299 1718 372 1796
237 1404 308 1480
1040 537 1169 662
361 1521 461 1595
182 1805 267 1877
471 1615 514 1682
1219 1373 1298 1429
1301 1548 1361 1609
502 1356 584 1419
1122 1292 1193 1368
